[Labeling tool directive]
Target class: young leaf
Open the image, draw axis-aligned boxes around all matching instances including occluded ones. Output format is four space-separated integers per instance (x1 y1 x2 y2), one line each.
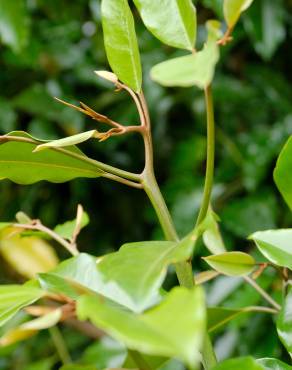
150 36 219 89
249 229 292 270
212 356 264 370
0 0 29 52
277 287 292 358
0 131 103 184
0 285 44 326
101 0 142 92
257 358 292 370
274 136 292 211
0 309 62 346
77 287 206 368
34 131 99 152
133 0 196 51
201 209 226 254
0 227 59 278
203 252 255 276
224 0 254 29
54 211 89 240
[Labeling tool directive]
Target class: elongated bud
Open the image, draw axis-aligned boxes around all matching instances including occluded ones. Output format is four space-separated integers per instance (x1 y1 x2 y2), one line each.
95 70 118 84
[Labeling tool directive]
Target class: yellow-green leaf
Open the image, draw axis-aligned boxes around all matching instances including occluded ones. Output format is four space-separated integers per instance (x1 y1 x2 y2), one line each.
224 0 254 28
0 227 59 279
101 0 142 92
203 252 255 276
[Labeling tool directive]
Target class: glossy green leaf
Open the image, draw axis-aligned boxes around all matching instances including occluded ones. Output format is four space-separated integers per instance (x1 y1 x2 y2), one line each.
250 229 292 270
95 235 198 312
150 37 219 89
201 209 226 254
133 0 196 51
77 287 206 368
257 358 292 370
0 309 62 346
224 0 254 28
39 232 197 312
101 0 142 92
0 0 29 52
274 136 292 210
277 287 292 358
34 130 98 152
212 356 264 370
54 212 89 240
0 285 44 327
0 131 103 184
203 252 255 276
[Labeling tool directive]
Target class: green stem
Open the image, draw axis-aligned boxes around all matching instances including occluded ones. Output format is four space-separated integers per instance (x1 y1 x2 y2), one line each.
49 326 71 365
202 334 217 370
196 85 215 226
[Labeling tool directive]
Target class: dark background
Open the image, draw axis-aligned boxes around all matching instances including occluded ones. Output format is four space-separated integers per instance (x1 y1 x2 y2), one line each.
0 0 292 368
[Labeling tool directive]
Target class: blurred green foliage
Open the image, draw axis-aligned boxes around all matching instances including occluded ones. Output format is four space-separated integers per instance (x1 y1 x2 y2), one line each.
0 0 292 368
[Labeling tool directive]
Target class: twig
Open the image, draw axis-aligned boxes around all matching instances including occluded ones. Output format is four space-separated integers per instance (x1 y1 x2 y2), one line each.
13 222 78 256
244 276 281 311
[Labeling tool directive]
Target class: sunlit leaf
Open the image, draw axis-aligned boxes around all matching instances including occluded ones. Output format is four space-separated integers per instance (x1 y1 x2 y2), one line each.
150 36 219 89
0 131 103 184
277 287 292 358
77 287 206 368
249 229 292 270
0 285 44 327
133 0 196 51
0 227 59 278
203 252 255 276
274 136 292 211
0 309 62 346
101 0 142 92
224 0 254 28
0 0 29 52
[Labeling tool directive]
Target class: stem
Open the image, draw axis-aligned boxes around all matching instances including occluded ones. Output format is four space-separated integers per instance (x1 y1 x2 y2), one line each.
244 276 281 311
202 334 217 370
13 222 78 256
196 85 215 226
128 349 152 370
49 326 71 365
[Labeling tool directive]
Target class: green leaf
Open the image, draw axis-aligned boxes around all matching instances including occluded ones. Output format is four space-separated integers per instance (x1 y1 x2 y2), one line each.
257 358 292 370
277 287 292 358
203 252 255 276
34 131 98 152
0 131 103 184
224 0 254 28
274 136 292 211
77 287 206 368
133 0 196 51
101 0 142 92
207 307 248 333
39 232 198 312
95 235 198 312
0 0 29 52
212 356 264 370
150 37 219 89
60 366 96 370
0 309 62 346
0 285 44 327
54 212 89 240
249 229 292 270
201 209 226 254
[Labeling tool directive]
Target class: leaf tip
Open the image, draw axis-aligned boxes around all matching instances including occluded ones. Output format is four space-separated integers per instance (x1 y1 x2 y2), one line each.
95 70 119 84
